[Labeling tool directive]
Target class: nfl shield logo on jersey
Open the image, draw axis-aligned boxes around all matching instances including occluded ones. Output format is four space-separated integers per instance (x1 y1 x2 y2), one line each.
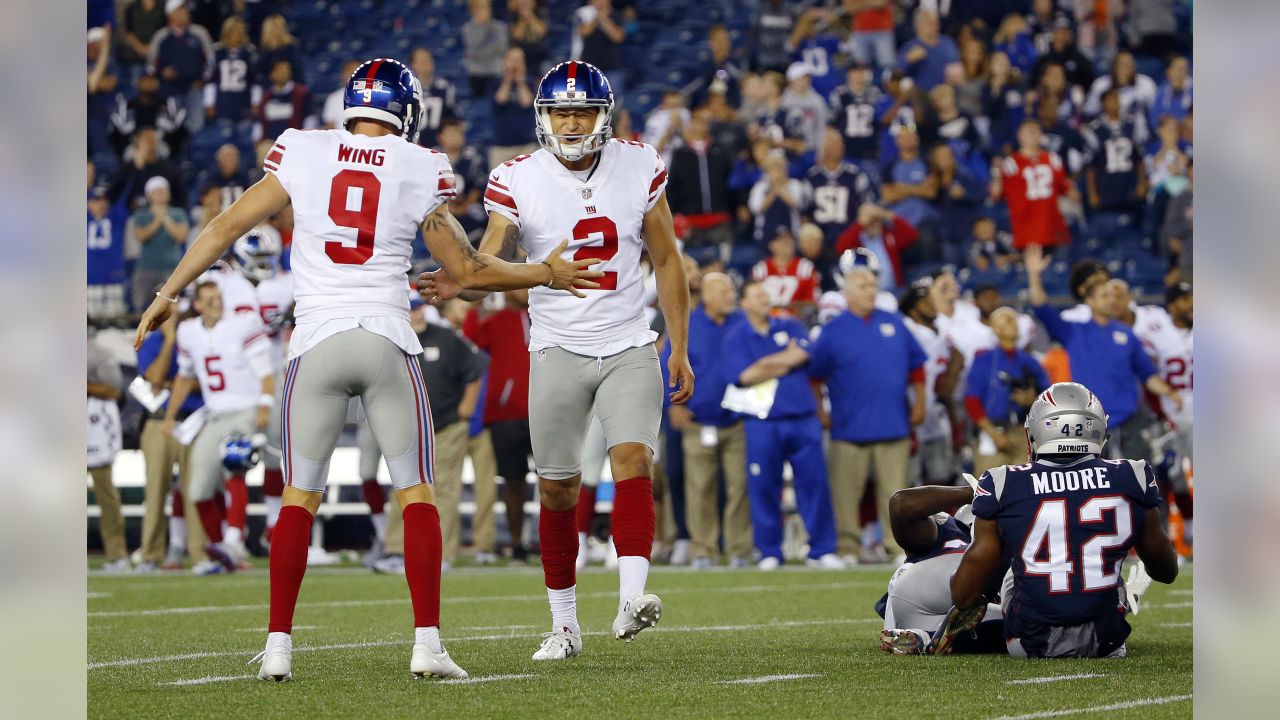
581 188 593 199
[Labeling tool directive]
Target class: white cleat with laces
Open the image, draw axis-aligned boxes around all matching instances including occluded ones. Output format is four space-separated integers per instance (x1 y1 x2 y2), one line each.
613 593 663 642
410 645 468 679
531 626 582 660
251 632 292 682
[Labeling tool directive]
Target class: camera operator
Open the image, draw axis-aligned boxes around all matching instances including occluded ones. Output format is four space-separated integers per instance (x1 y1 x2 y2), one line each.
963 307 1050 475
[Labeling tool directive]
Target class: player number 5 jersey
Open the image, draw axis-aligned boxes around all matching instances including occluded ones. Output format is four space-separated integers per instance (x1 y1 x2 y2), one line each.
177 313 273 414
483 139 667 357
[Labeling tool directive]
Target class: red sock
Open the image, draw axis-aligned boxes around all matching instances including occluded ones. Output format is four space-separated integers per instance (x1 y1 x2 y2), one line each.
576 486 597 534
171 487 184 518
195 499 225 543
361 479 386 514
263 469 285 498
611 477 655 560
403 503 442 628
539 504 578 590
225 475 248 531
268 505 315 634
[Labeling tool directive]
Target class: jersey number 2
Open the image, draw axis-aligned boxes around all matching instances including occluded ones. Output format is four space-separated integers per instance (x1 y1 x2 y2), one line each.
327 170 381 265
571 217 618 290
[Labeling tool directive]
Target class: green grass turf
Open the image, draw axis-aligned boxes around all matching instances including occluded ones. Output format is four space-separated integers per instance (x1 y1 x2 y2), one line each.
87 561 1192 719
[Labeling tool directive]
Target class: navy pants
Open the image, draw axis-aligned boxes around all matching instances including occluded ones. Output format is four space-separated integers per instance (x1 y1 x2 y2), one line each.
744 416 837 560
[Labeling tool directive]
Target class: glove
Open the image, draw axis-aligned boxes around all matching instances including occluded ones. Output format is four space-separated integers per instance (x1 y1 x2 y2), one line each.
1125 561 1154 615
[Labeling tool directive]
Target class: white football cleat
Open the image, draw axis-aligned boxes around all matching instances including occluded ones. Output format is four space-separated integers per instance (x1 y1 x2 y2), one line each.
575 539 590 571
411 645 468 679
805 553 847 570
669 539 691 566
757 556 781 571
191 559 225 576
532 626 582 660
251 632 292 682
613 593 663 642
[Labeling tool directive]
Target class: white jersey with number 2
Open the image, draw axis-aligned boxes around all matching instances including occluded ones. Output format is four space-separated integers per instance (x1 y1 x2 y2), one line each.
262 128 456 360
1132 305 1193 429
483 139 667 357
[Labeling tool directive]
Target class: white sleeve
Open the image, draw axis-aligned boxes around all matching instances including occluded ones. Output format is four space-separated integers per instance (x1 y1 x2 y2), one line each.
483 161 521 227
423 152 457 220
644 143 669 212
240 318 274 379
748 180 769 214
175 327 196 378
261 128 302 194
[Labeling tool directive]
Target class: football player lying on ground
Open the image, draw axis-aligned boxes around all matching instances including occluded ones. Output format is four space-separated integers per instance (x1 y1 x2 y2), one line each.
938 381 1179 658
876 482 1006 655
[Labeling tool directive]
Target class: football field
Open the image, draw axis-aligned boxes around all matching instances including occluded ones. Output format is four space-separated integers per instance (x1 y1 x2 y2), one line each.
87 562 1192 719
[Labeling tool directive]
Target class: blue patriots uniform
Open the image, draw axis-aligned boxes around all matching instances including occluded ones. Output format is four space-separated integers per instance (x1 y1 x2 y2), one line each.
972 457 1162 650
804 161 876 247
1082 116 1148 211
417 77 458 149
206 45 258 121
828 85 884 163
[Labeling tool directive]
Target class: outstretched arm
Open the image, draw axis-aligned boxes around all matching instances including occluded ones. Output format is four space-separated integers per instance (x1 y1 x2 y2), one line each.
643 192 694 404
419 211 523 303
951 518 1004 609
888 484 974 557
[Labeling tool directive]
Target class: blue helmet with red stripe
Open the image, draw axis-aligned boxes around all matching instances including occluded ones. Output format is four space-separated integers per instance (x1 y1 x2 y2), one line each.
534 60 614 161
343 58 424 143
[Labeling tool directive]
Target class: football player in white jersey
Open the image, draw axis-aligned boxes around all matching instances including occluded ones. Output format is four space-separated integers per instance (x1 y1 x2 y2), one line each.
900 280 963 486
135 58 602 682
207 225 295 552
420 60 694 661
163 281 273 575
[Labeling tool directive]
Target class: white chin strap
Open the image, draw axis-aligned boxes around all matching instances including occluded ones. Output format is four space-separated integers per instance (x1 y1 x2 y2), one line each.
537 107 610 160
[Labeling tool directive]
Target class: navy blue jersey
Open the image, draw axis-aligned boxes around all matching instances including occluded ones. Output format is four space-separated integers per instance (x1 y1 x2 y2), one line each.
1041 121 1088 175
906 514 972 564
973 457 1162 629
828 85 883 162
920 113 987 169
417 77 458 149
207 45 257 121
804 162 876 246
1083 116 1148 211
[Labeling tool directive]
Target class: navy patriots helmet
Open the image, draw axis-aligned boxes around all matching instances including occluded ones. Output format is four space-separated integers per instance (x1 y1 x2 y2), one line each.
534 60 615 161
342 58 424 143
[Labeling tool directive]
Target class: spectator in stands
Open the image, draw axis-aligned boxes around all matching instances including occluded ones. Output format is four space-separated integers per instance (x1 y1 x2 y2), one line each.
663 273 750 569
509 0 549 75
1025 244 1182 461
919 83 985 177
1084 50 1157 121
925 142 985 266
255 13 302 85
704 81 747 157
1127 0 1186 59
752 227 818 314
964 307 1048 475
88 26 119 158
121 0 168 67
750 72 807 163
879 126 937 254
489 47 537 167
954 37 988 118
804 127 876 250
188 0 234 37
748 0 794 73
576 0 628 101
321 59 362 129
1149 55 1192 128
835 202 917 293
828 62 884 167
748 152 807 243
410 48 460 149
612 107 638 140
253 59 310 144
643 91 689 166
1025 0 1065 55
1161 160 1192 284
846 0 896 71
1082 88 1149 248
87 185 129 321
463 292 535 562
896 8 960 93
463 0 509 100
980 51 1025 155
788 8 843 99
1146 115 1190 192
810 261 926 564
148 0 214 130
667 108 735 249
967 216 1018 272
88 331 128 573
781 62 829 155
1036 94 1088 177
109 71 189 158
1032 61 1086 126
438 119 489 238
204 16 258 124
197 143 248 213
1030 17 1095 90
990 119 1076 252
128 176 189 312
112 126 185 210
992 13 1037 77
697 24 744 107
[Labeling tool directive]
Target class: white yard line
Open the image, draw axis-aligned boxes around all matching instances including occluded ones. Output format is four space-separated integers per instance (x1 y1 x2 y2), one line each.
90 618 877 671
160 674 256 687
1159 622 1192 628
1005 673 1105 685
990 695 1192 720
87 592 112 599
1151 602 1193 609
438 673 534 685
720 673 825 685
1169 589 1192 596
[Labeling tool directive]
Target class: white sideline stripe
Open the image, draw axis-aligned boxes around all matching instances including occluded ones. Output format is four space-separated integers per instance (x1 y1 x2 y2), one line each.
990 695 1192 720
161 674 256 687
720 673 824 685
1006 673 1105 685
1159 622 1192 627
89 618 876 670
88 592 112 599
438 673 534 685
1169 589 1192 596
1151 602 1192 609
88 581 873 618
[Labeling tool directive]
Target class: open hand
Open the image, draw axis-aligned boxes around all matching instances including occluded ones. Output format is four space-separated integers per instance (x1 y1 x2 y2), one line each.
1023 244 1051 276
667 352 695 405
417 268 464 303
544 239 605 298
134 295 175 351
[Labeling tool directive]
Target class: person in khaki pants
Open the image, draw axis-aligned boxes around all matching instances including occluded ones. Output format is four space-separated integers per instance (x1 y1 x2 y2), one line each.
89 333 128 572
809 267 927 563
662 273 752 567
963 307 1050 477
375 300 488 573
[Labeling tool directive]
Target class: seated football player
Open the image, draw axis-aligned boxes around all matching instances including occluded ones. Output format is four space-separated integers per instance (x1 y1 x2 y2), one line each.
875 482 1006 655
939 382 1179 658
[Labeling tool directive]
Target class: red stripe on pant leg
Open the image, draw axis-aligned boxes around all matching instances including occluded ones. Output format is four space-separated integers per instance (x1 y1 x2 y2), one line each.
262 469 284 497
195 499 225 544
611 477 655 560
576 486 597 534
403 503 442 628
362 479 386 514
225 475 248 531
171 487 184 518
268 505 315 634
539 505 578 590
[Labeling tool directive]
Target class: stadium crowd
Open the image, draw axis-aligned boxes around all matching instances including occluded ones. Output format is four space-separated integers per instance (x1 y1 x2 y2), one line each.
87 0 1194 572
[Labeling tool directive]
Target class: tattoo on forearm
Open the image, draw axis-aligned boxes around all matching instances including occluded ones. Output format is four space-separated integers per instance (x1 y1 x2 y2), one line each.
499 224 520 261
427 208 489 272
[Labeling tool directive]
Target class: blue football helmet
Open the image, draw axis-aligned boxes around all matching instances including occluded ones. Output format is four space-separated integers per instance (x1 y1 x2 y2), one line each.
230 225 282 282
221 433 265 473
534 60 614 161
833 247 883 289
342 58 424 143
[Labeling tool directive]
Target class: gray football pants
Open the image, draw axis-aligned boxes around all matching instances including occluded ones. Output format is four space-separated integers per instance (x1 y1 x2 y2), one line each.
886 553 1003 633
188 408 257 502
281 328 434 493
